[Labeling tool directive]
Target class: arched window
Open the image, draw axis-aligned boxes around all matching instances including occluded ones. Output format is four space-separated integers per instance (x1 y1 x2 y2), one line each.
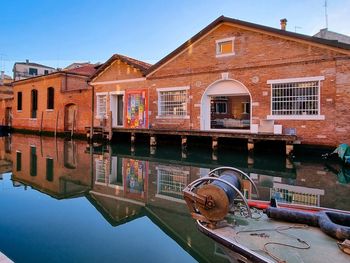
31 89 38 118
47 87 54 110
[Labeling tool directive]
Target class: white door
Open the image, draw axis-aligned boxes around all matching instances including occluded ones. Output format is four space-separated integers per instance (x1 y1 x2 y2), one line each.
110 94 124 127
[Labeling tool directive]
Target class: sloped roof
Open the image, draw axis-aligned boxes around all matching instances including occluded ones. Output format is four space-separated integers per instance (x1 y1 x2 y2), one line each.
146 16 350 76
89 54 152 81
65 64 98 76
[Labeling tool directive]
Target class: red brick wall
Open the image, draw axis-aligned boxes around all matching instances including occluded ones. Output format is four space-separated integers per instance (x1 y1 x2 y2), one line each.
12 73 92 133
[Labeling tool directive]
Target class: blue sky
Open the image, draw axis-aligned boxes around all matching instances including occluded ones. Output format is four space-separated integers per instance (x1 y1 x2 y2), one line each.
0 0 349 76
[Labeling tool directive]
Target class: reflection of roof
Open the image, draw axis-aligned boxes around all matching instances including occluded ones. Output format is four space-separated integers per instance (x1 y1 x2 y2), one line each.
89 53 152 81
146 16 350 76
87 190 146 226
14 61 55 69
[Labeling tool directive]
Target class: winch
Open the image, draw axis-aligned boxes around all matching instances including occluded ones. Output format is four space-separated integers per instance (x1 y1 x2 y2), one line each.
183 167 259 228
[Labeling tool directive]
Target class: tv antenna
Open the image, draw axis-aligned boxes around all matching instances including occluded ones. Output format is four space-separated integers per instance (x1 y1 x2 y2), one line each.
324 0 328 29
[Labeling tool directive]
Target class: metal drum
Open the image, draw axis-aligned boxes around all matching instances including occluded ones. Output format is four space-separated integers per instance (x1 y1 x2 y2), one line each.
197 171 242 221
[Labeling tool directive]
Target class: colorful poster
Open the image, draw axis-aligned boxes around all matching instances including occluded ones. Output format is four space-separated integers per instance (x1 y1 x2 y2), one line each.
123 158 148 200
125 89 148 129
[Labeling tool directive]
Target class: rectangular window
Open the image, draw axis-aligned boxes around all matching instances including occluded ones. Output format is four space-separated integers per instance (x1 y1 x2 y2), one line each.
16 151 22 172
44 70 49 75
157 165 189 200
216 37 235 57
96 94 107 119
30 146 37 177
46 158 54 182
47 87 54 109
158 89 188 117
17 92 22 111
29 68 38 76
271 81 320 116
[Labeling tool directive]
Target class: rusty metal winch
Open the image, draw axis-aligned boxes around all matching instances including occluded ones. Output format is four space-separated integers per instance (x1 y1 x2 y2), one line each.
183 167 259 228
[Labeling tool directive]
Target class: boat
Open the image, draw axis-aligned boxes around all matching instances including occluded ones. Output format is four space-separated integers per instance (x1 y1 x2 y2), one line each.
324 143 350 165
183 167 350 263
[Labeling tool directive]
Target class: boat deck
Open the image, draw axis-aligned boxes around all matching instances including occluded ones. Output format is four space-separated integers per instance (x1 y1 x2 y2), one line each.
199 213 349 263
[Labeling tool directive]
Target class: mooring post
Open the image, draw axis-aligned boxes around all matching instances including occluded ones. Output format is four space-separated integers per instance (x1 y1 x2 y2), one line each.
181 135 187 149
247 139 254 152
212 137 218 151
131 132 136 144
150 134 157 147
286 143 294 156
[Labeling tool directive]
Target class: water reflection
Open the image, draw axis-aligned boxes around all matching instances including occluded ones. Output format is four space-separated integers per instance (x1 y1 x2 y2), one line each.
1 134 350 262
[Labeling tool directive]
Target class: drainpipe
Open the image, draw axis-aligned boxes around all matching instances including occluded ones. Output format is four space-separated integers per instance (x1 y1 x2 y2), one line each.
88 81 94 141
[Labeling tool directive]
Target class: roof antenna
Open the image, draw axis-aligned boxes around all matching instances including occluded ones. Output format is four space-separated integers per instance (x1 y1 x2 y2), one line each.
324 0 328 29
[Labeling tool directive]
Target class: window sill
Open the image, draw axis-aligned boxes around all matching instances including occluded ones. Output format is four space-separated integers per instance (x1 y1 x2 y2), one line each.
46 109 54 112
216 52 235 58
156 115 190 119
267 115 325 120
17 110 22 113
95 116 108 119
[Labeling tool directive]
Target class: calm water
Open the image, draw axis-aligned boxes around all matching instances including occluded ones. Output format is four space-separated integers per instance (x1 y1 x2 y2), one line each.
0 134 349 263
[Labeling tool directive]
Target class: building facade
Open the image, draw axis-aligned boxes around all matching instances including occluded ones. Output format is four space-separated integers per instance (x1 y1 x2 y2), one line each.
12 65 96 134
13 60 56 81
90 16 350 147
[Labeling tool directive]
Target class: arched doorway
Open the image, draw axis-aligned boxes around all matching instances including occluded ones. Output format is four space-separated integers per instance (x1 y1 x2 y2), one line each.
200 79 251 131
64 104 77 132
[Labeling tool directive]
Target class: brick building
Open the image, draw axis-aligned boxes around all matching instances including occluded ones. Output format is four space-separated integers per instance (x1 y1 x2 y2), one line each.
90 16 350 147
12 65 97 134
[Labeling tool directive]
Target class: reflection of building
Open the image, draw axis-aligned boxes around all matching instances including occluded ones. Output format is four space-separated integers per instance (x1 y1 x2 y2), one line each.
271 183 324 206
11 134 91 199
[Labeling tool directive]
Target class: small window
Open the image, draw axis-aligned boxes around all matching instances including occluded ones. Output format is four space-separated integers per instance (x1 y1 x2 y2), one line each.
29 68 38 76
17 92 22 111
96 94 107 119
16 151 22 172
44 70 49 75
216 37 235 57
47 87 54 109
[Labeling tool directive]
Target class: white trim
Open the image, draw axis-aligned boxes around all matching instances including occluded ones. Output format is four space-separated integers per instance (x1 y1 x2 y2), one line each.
155 194 186 204
89 190 146 207
156 86 190 92
95 92 108 96
267 76 325 84
156 115 190 119
215 36 236 44
46 109 54 112
267 115 325 120
216 36 235 57
91 77 146 86
109 91 125 95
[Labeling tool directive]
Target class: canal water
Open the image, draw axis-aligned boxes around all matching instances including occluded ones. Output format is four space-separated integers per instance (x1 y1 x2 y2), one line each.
0 134 349 263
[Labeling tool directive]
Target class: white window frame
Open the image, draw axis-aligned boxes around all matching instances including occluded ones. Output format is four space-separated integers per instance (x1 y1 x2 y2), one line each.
96 92 108 119
242 102 250 114
216 37 235 58
156 86 190 119
266 76 325 120
109 91 125 127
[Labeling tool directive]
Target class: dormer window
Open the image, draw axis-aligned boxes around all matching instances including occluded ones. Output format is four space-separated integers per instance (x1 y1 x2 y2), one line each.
216 37 235 57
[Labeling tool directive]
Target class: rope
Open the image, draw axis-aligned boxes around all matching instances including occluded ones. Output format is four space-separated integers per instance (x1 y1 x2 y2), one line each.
235 224 311 263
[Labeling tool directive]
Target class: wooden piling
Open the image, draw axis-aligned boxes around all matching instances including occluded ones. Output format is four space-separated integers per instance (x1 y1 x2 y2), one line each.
181 135 187 149
54 111 59 138
212 137 218 151
39 111 44 134
247 139 254 152
286 143 294 156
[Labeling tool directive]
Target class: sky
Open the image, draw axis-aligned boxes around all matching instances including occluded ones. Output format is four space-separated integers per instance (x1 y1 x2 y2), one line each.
0 0 349 76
